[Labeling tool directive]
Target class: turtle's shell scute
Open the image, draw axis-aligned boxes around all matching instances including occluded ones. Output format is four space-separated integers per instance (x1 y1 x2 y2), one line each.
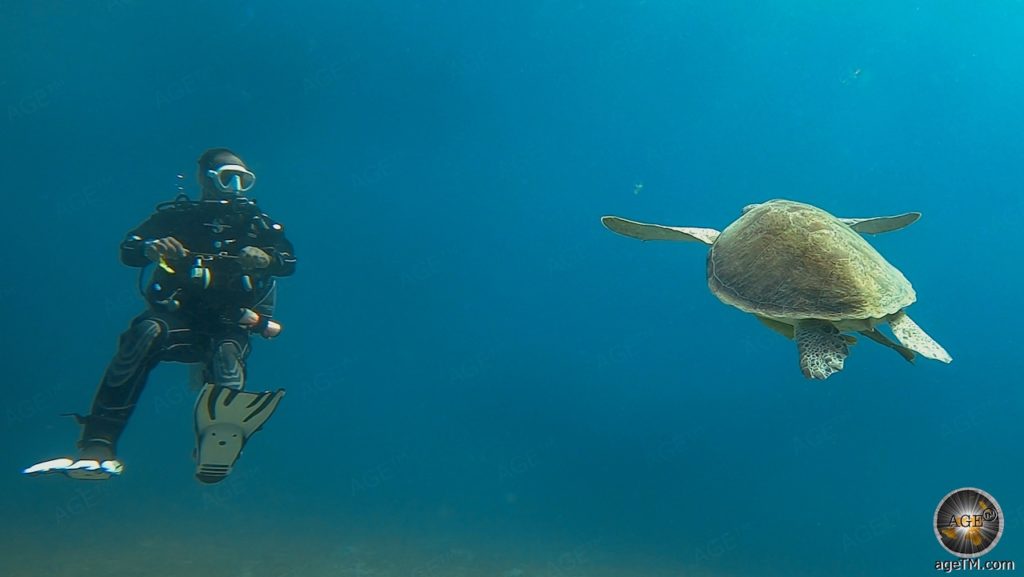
707 200 915 320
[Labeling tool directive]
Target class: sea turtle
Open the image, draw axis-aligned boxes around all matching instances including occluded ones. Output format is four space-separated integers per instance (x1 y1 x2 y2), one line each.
602 199 952 380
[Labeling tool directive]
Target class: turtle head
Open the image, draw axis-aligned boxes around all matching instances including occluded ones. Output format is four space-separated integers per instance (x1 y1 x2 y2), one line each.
742 199 787 215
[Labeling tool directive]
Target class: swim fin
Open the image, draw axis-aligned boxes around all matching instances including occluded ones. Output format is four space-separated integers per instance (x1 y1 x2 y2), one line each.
23 456 124 480
23 439 124 480
193 383 285 484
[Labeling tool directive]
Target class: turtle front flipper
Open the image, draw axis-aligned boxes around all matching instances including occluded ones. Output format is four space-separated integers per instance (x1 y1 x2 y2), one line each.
888 311 952 363
601 216 720 245
858 329 916 364
839 212 921 235
795 320 851 380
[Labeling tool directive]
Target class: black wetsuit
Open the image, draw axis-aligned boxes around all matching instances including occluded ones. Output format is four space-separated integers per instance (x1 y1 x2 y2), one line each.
79 196 296 456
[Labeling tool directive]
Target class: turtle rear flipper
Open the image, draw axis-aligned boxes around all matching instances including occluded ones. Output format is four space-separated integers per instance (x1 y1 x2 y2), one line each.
858 329 916 364
755 315 795 339
888 311 952 363
795 320 850 380
839 212 921 235
601 216 720 245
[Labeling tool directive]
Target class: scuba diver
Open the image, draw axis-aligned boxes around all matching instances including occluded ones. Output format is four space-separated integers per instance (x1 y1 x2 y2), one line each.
25 148 296 484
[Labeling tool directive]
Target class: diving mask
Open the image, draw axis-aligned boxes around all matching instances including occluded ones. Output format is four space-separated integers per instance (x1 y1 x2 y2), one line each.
207 164 256 194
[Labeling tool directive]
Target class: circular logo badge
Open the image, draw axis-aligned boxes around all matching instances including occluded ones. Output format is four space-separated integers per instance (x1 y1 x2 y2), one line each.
934 487 1003 559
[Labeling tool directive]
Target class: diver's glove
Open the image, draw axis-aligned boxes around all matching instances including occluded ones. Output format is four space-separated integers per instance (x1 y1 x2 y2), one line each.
144 236 188 263
239 246 272 270
23 456 124 481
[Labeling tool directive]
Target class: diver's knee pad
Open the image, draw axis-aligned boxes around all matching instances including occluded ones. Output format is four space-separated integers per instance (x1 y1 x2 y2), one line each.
211 339 247 390
103 319 165 389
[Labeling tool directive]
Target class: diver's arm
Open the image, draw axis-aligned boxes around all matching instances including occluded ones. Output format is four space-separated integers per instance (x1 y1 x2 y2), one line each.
119 212 181 267
253 214 296 277
264 234 296 277
120 214 162 267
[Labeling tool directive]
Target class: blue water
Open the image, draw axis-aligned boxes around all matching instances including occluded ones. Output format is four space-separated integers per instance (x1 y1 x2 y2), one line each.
2 1 1023 575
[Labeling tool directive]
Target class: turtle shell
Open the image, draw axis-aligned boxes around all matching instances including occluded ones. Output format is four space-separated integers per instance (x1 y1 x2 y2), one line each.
707 199 915 320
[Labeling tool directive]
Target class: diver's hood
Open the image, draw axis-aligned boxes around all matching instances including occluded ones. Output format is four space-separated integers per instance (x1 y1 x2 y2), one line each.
197 148 250 200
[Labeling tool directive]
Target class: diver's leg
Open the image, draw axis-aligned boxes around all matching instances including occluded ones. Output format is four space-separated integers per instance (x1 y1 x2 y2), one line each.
209 328 251 390
77 311 191 458
194 327 286 484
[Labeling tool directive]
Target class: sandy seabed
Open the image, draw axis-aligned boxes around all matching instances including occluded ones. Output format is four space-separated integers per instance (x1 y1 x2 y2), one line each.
1 517 713 577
